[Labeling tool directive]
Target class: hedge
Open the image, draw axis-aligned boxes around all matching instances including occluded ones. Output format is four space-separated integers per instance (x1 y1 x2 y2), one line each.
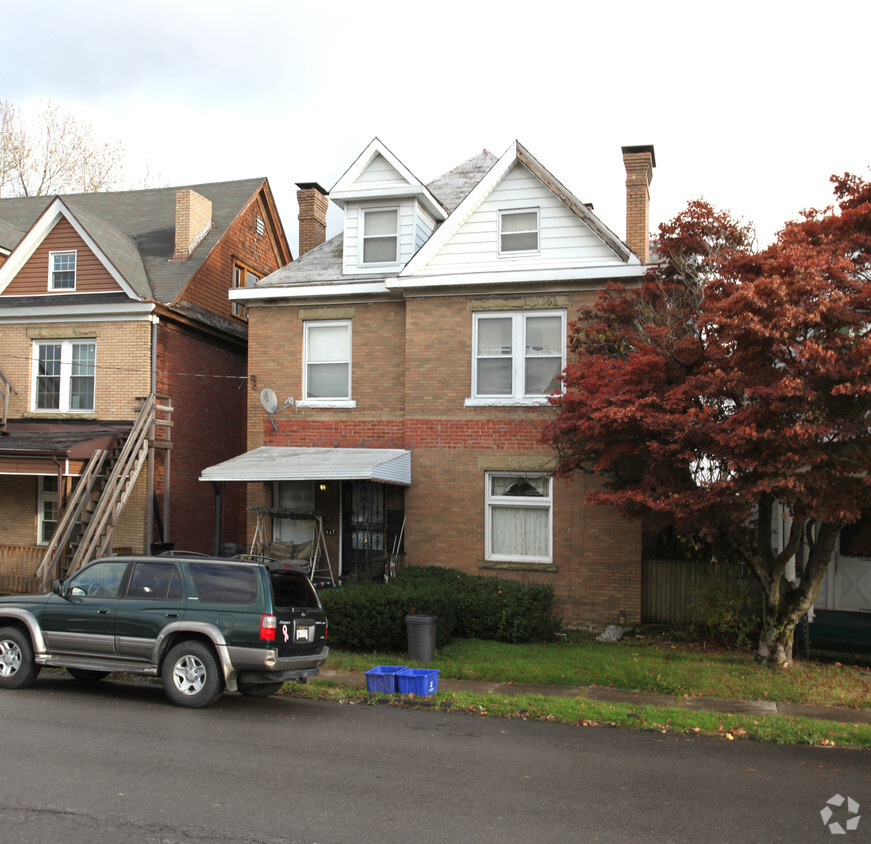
320 566 560 651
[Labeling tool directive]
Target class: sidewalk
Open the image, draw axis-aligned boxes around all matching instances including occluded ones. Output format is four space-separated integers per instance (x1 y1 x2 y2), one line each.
318 670 871 725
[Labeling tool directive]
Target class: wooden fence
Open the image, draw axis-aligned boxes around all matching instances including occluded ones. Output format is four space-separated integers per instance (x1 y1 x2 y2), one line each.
0 545 43 593
0 544 133 594
642 558 762 626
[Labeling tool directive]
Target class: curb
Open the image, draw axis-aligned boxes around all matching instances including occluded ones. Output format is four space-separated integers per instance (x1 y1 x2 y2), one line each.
318 670 871 725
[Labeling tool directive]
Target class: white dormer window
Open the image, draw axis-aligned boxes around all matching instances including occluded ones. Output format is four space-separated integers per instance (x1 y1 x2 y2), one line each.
498 209 539 255
49 251 77 290
362 208 398 265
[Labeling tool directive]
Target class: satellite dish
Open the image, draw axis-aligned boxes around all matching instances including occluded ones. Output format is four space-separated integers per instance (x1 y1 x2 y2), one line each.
260 388 278 414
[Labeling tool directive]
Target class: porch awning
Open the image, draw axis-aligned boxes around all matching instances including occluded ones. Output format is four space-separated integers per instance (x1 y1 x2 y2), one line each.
0 423 131 476
199 446 411 487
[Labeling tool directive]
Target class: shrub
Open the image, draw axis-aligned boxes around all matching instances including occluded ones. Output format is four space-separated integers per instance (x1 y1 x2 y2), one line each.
690 572 760 647
320 566 560 651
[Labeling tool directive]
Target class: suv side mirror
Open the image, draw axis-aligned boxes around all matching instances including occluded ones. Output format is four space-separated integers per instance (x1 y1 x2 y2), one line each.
52 580 64 596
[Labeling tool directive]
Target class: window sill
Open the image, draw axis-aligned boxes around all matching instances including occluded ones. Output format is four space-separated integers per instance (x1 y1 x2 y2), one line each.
295 400 357 409
24 411 97 419
465 397 552 408
479 560 557 573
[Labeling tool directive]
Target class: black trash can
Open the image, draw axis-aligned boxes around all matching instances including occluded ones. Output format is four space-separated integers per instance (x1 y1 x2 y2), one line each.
405 614 437 663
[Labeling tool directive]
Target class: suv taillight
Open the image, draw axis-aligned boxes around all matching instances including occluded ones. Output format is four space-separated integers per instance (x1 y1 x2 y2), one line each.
260 614 277 641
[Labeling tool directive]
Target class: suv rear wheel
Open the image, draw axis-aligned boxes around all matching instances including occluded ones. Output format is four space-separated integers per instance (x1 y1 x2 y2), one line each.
0 626 41 689
162 640 224 708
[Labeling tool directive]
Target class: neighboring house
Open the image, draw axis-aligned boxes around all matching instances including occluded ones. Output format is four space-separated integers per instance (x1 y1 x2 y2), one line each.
804 513 871 653
0 179 291 589
203 139 654 627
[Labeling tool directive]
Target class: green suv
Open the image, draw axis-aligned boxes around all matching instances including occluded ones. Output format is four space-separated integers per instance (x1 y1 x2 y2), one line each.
0 554 329 708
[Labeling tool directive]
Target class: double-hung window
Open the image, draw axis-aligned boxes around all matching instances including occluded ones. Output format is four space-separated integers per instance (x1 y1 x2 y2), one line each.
38 476 59 544
471 310 565 403
303 320 352 403
49 251 77 290
33 340 96 412
499 209 539 255
361 208 398 265
485 472 553 563
232 263 260 319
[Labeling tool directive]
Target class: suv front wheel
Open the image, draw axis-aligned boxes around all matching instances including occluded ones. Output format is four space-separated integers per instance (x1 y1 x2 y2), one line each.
162 640 224 708
0 626 41 690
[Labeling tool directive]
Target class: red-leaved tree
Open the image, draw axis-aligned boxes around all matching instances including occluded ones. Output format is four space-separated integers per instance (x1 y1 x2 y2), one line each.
542 179 871 668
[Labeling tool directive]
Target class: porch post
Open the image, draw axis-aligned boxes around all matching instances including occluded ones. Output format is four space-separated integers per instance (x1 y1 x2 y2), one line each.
211 482 224 556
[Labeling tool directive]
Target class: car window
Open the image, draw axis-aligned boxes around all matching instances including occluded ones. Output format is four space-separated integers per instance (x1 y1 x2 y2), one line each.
270 571 321 609
68 561 127 598
188 563 258 604
126 562 182 600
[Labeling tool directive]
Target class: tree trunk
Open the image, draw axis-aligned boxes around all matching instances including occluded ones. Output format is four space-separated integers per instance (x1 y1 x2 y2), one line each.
754 520 840 669
757 614 798 669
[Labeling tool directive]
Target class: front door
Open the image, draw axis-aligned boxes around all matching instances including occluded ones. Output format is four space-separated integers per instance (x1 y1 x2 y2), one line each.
342 481 385 579
42 559 129 656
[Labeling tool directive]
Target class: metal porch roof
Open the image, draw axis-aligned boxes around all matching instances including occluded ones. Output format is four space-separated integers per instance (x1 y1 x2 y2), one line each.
199 446 411 486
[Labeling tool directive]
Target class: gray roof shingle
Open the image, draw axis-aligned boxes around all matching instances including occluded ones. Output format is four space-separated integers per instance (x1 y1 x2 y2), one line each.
0 178 268 304
258 151 498 289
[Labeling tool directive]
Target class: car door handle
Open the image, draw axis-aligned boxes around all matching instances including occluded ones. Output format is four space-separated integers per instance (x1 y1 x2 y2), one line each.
165 613 179 619
97 609 111 615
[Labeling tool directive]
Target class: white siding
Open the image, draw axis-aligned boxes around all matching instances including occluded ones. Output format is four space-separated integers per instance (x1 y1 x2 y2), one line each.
414 202 436 251
354 153 406 185
342 199 419 274
414 163 619 276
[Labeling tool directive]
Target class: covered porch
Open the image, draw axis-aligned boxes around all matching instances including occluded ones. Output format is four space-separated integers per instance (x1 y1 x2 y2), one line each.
200 446 411 583
0 421 133 591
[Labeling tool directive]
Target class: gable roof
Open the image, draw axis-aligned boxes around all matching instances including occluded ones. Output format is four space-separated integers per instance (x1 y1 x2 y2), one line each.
0 177 275 305
251 149 499 294
329 138 447 221
400 141 635 278
236 140 644 304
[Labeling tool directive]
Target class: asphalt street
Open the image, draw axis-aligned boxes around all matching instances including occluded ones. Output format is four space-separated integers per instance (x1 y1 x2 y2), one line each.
1 674 869 843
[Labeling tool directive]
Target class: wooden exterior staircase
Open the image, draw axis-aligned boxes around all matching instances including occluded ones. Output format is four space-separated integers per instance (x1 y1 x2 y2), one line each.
36 394 173 590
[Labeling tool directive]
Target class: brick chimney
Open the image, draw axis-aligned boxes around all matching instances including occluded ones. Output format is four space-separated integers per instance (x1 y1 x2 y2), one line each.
621 145 656 263
296 182 329 257
173 189 213 260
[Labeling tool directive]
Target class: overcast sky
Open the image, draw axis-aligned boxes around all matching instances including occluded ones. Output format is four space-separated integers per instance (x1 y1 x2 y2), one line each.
2 1 868 254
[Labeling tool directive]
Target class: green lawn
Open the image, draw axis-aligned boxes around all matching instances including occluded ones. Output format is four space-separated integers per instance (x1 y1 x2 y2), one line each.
324 634 871 709
285 634 871 747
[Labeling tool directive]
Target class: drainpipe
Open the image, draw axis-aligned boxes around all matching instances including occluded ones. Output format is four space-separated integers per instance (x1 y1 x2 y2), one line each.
146 317 158 552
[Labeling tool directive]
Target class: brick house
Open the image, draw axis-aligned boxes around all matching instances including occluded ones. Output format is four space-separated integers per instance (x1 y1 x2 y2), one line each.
203 140 654 627
0 179 291 589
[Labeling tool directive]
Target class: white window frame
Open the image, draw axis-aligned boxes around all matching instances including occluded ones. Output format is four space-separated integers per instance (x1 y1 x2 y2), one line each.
31 339 97 413
360 206 399 266
37 475 59 545
467 310 566 406
299 320 355 408
232 263 260 319
498 209 540 256
48 250 77 291
485 472 553 564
